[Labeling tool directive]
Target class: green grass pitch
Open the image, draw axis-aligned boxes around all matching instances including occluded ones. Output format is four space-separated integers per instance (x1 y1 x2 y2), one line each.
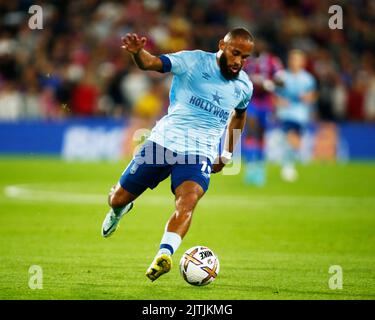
0 157 374 300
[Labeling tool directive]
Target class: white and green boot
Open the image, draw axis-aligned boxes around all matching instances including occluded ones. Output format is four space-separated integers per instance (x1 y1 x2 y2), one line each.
101 202 134 238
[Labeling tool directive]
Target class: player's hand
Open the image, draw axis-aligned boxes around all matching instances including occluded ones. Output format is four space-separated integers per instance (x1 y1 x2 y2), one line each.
121 33 147 54
275 96 290 108
262 79 276 92
300 91 317 104
212 157 226 174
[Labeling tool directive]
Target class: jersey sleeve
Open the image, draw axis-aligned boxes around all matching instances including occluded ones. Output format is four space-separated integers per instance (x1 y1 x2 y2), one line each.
235 82 253 112
271 56 284 75
305 73 317 92
159 50 200 75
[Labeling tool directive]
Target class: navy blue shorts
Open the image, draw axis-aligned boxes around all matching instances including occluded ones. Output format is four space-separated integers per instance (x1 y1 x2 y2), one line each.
281 120 304 135
119 140 212 196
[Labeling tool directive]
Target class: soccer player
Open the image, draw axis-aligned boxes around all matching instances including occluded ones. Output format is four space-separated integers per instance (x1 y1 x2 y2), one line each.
274 49 317 182
243 39 283 186
101 28 254 281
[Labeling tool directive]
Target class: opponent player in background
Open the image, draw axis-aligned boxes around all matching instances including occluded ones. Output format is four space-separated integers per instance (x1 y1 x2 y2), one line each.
243 39 283 186
274 49 317 182
101 29 254 281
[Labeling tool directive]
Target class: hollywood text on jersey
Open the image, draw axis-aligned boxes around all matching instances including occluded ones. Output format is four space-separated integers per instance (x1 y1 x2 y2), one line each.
189 95 230 125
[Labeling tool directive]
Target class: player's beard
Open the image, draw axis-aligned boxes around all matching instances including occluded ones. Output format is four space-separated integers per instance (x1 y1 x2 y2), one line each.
219 52 240 80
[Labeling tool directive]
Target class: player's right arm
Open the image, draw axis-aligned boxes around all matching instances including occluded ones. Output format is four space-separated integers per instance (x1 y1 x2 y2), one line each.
121 33 163 71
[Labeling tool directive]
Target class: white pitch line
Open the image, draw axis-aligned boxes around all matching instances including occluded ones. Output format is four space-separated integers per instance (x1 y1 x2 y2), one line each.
3 184 375 208
3 184 105 204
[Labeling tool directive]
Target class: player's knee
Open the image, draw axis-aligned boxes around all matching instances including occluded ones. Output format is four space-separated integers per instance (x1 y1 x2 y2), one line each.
107 184 136 208
109 190 128 208
107 185 116 206
109 194 120 208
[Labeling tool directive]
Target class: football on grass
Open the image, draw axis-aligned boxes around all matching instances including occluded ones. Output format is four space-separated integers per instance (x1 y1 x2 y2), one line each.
179 246 220 286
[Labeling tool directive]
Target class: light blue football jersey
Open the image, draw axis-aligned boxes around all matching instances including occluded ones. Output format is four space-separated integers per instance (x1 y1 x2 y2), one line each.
148 50 253 161
275 70 316 125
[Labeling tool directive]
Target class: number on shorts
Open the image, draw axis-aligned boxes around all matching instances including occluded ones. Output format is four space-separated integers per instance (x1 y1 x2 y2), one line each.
201 161 211 175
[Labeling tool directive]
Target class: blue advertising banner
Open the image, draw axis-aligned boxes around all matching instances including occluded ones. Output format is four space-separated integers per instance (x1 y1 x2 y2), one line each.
0 119 374 161
338 123 375 161
0 118 127 160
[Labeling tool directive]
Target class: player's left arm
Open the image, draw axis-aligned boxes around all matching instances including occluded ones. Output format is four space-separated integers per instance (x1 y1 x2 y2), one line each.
261 57 285 92
300 90 317 104
212 109 246 173
300 74 318 104
121 33 163 71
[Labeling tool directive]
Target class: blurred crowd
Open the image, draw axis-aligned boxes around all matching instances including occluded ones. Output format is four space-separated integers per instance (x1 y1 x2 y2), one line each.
0 0 374 122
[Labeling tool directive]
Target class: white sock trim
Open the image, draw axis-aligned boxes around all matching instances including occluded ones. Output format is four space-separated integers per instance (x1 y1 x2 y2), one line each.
158 231 182 255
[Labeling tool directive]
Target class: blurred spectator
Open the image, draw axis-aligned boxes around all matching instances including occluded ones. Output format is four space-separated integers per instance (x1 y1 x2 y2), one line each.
120 66 151 109
71 70 100 116
0 0 373 123
133 80 164 120
21 66 43 118
347 71 367 121
365 77 375 121
313 122 339 162
122 78 168 156
0 81 23 120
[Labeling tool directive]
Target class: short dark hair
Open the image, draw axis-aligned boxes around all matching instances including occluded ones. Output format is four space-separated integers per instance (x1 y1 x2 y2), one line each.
224 28 254 43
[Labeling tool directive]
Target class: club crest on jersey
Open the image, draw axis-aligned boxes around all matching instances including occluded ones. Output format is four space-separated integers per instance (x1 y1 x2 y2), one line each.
202 72 211 80
234 86 241 99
